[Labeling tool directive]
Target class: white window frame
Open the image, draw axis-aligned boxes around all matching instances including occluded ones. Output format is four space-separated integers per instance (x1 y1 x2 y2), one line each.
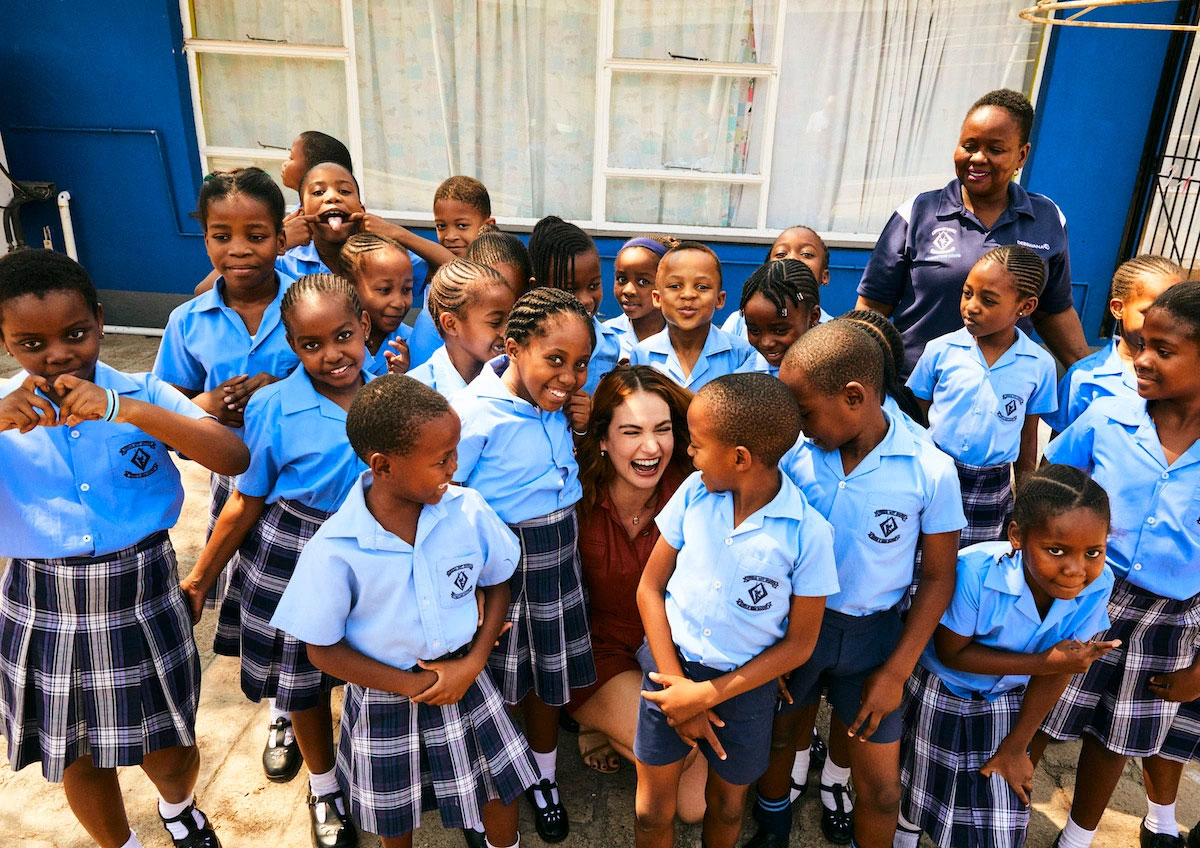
180 0 1051 248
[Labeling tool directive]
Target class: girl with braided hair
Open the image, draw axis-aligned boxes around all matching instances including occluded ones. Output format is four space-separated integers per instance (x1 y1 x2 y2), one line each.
733 259 822 377
340 233 414 376
907 245 1058 547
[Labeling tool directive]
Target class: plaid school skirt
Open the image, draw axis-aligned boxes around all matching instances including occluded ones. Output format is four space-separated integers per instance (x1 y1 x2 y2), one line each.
1159 700 1200 763
901 665 1028 848
1040 577 1200 757
955 459 1013 548
237 498 340 711
209 472 244 657
336 674 539 838
0 532 200 783
487 505 596 707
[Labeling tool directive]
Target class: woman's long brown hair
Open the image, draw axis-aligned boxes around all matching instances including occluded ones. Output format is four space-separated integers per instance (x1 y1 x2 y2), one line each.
576 365 694 521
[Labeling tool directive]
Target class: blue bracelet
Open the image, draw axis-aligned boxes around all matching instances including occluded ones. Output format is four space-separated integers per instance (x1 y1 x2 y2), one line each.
103 388 119 423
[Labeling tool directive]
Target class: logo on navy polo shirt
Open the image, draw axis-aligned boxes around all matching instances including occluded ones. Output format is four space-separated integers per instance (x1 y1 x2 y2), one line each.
868 509 909 544
446 563 474 600
928 226 960 258
120 440 160 479
998 393 1024 422
737 574 778 611
1017 240 1051 251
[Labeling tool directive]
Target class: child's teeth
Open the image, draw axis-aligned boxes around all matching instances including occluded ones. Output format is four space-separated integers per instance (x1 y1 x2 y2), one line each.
328 216 343 231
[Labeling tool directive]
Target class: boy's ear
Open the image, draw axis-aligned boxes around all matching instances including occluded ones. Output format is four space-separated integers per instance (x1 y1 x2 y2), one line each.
734 444 753 469
368 450 391 478
1016 295 1039 319
715 290 726 311
843 380 866 408
484 216 496 228
651 288 663 309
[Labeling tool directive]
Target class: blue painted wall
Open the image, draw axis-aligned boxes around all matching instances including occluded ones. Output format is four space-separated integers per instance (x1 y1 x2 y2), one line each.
0 0 1180 337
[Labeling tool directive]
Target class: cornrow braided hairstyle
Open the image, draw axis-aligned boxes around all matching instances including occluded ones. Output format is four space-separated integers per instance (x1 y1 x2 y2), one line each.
1102 254 1186 337
978 244 1046 300
969 89 1035 145
340 232 405 282
506 286 596 350
195 166 285 231
661 240 723 287
841 309 929 427
280 273 362 335
426 258 509 339
467 230 533 285
1149 279 1200 344
528 215 597 291
1012 463 1110 536
434 175 491 218
739 259 820 317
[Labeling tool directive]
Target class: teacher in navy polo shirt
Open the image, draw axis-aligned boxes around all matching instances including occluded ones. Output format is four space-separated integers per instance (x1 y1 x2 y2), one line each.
856 89 1091 373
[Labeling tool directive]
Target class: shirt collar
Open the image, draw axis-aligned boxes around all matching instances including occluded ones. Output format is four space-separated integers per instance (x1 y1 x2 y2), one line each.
292 241 322 265
594 316 618 341
982 545 1110 627
325 471 449 550
729 472 809 537
91 361 143 395
1090 339 1129 377
822 409 917 479
466 363 539 414
936 178 1035 222
279 367 372 418
946 326 1042 364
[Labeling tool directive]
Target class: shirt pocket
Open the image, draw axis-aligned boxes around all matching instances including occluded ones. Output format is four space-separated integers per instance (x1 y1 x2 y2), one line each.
859 493 922 548
1187 487 1200 542
106 433 170 489
728 554 788 620
436 547 483 610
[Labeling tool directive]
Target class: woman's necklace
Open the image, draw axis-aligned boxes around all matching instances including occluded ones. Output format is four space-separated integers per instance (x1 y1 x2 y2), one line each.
616 488 658 526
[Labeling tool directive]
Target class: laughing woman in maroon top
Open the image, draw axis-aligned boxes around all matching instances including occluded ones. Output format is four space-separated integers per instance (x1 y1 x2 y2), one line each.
570 366 707 818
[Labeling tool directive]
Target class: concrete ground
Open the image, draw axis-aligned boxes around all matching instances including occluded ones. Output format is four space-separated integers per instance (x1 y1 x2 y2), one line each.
2 333 1200 847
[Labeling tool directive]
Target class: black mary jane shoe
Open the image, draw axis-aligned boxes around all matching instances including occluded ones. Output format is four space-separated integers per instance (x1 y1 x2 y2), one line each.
810 729 828 770
461 828 487 848
743 830 790 847
308 790 357 848
160 801 221 848
526 778 569 843
262 716 303 782
819 782 854 846
1142 820 1186 848
1188 821 1200 848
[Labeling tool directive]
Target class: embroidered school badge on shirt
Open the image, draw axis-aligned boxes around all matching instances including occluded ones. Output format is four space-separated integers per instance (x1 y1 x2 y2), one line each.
446 563 474 600
868 509 908 544
928 226 960 258
997 393 1024 423
120 440 160 479
737 574 778 611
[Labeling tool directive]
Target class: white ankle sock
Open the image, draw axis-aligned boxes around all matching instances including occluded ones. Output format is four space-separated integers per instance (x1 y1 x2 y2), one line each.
159 794 203 840
531 748 559 806
1060 816 1098 848
119 831 143 848
267 701 294 746
268 699 286 723
309 768 345 815
789 747 811 803
820 759 853 812
487 834 519 848
1146 799 1180 836
893 812 922 848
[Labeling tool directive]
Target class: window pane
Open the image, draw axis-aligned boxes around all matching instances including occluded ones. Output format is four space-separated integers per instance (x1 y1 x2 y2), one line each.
197 54 347 151
613 0 777 63
192 0 343 45
354 0 596 218
206 156 297 207
608 72 765 175
607 179 759 228
766 0 1040 234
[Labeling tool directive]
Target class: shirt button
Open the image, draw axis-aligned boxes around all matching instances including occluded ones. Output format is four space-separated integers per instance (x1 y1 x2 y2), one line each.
837 481 846 489
1134 563 1144 571
724 538 732 545
703 628 712 637
433 640 440 647
1147 517 1156 525
82 534 92 543
1162 472 1170 480
70 430 80 439
714 581 722 589
974 408 982 414
80 483 90 492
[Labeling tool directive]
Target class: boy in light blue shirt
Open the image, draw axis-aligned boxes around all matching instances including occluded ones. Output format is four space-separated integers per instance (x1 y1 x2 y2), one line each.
747 321 963 848
634 373 837 848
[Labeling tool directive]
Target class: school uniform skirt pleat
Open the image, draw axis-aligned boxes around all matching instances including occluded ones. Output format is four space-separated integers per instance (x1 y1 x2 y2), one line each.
488 505 596 706
954 459 1012 548
0 532 200 783
1159 699 1200 763
900 665 1027 848
209 472 244 657
1040 578 1200 757
237 498 340 711
336 674 539 838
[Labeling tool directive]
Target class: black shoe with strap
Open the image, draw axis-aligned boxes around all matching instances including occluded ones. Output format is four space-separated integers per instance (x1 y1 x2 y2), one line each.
308 790 357 848
1142 820 1186 848
819 782 854 846
262 717 302 782
743 829 790 847
461 827 487 848
1188 820 1200 848
525 778 569 843
159 801 221 848
810 730 827 770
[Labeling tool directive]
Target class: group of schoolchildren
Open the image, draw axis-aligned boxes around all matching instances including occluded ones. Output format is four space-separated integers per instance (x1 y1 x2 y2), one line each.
0 114 1198 848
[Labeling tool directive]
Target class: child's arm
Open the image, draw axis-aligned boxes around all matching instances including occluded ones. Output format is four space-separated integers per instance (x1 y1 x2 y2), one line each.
411 580 511 706
358 213 456 269
1014 414 1041 488
180 490 267 623
915 397 931 418
979 671 1074 805
636 536 687 680
307 640 437 697
934 626 1120 677
53 374 249 475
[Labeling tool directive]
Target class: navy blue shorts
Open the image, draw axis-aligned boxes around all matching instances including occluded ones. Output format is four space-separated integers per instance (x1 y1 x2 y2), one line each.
781 607 905 744
633 641 776 786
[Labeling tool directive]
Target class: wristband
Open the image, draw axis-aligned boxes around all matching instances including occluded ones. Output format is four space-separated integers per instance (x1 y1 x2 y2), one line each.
103 388 120 423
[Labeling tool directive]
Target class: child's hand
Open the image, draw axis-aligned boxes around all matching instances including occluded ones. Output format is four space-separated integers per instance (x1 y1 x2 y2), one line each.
223 372 277 410
673 711 727 759
979 743 1034 806
1149 664 1200 703
178 570 209 626
567 389 592 433
52 374 111 426
848 666 906 741
1041 638 1121 675
385 338 410 375
357 212 405 240
642 672 713 726
191 381 244 427
776 674 794 705
411 656 483 706
0 375 57 433
282 209 312 251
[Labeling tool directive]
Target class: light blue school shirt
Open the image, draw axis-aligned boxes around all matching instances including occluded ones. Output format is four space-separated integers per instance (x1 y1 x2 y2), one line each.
629 324 756 392
363 324 413 378
275 242 428 291
604 312 638 362
451 365 582 524
720 306 835 342
0 363 209 559
153 275 299 394
1044 397 1200 600
782 411 965 615
406 308 445 370
270 474 519 669
1044 339 1135 434
883 393 932 442
236 367 371 510
657 471 839 671
583 316 622 397
921 542 1113 700
908 327 1057 467
408 345 468 398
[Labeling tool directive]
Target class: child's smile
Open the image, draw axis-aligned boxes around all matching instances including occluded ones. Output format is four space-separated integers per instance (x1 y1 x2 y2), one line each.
0 290 101 400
